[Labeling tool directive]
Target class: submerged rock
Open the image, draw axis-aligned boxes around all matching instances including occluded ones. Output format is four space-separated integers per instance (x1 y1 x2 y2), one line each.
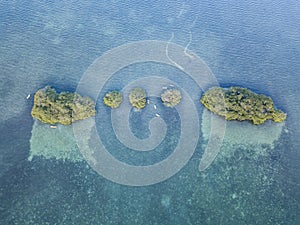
200 86 286 125
31 86 96 125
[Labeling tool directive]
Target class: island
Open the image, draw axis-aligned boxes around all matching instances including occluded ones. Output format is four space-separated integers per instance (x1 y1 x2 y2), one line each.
200 86 287 125
129 87 147 109
31 86 96 125
161 88 182 107
103 91 123 108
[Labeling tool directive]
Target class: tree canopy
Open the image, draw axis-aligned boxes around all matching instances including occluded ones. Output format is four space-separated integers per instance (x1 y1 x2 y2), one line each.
200 87 286 125
31 86 96 125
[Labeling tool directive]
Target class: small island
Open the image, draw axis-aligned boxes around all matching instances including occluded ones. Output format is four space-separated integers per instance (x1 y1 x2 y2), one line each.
161 88 182 107
31 86 96 125
103 91 122 109
200 86 287 125
129 87 147 109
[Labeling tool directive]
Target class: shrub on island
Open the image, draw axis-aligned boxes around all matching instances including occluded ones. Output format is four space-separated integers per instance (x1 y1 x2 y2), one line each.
200 86 287 125
129 87 147 109
103 91 122 109
161 88 182 107
31 86 96 125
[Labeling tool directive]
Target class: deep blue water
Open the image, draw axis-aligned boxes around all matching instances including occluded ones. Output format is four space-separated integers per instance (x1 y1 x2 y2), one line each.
0 0 300 224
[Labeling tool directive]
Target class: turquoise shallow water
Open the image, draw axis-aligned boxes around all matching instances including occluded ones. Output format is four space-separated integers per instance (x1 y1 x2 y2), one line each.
1 0 300 224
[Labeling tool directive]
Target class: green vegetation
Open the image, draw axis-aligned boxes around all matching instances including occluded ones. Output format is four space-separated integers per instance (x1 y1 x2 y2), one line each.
200 86 287 125
129 87 147 109
103 91 122 108
161 88 182 107
31 86 96 125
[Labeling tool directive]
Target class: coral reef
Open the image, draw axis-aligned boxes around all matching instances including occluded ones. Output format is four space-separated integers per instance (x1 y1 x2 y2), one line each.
200 86 287 125
161 88 182 107
129 87 147 109
31 86 96 125
103 91 122 108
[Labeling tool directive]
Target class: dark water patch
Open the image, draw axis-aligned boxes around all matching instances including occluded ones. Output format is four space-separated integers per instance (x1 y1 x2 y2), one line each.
0 107 34 221
0 157 111 224
0 105 34 178
0 78 15 98
37 81 77 94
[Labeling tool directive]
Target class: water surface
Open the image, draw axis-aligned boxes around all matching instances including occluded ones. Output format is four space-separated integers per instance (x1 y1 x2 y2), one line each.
0 0 299 224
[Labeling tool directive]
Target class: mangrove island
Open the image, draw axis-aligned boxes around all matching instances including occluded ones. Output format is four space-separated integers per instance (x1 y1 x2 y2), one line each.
129 87 147 109
161 88 182 107
103 91 123 109
200 86 287 125
31 86 96 125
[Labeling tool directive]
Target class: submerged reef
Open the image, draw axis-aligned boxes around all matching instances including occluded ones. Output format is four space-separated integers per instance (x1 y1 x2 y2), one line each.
161 88 182 107
29 121 84 162
31 86 96 125
103 91 122 108
200 86 287 125
129 87 147 109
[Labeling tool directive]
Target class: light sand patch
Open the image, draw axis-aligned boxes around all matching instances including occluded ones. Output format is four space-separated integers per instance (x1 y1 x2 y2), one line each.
29 120 83 162
201 108 285 159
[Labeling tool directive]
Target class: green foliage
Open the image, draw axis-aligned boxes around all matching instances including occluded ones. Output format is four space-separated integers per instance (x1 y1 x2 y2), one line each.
31 86 96 125
103 91 122 109
200 86 287 125
129 87 147 109
161 88 182 107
